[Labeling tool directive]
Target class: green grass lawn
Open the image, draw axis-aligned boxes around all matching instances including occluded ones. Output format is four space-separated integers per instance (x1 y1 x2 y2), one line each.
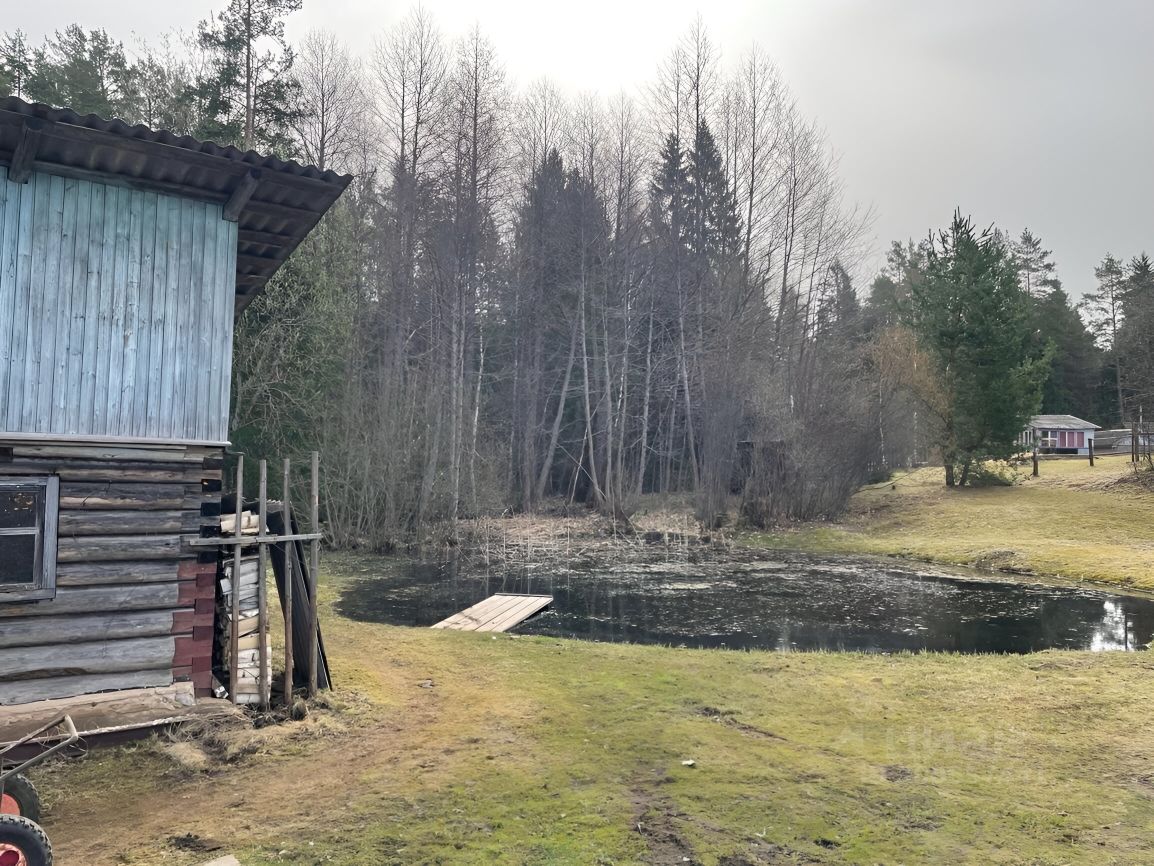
40 553 1154 866
747 454 1154 590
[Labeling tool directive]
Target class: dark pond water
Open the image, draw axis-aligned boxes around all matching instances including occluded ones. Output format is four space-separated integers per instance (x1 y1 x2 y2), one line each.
336 552 1154 653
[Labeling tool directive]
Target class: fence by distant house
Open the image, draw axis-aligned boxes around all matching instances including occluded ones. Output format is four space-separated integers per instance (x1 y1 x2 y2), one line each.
1094 428 1154 454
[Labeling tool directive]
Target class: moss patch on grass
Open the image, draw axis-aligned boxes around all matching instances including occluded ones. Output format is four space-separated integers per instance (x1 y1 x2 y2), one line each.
35 553 1154 865
748 454 1154 590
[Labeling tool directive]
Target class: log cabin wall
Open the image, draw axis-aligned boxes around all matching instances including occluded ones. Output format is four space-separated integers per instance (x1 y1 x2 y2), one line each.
0 441 223 704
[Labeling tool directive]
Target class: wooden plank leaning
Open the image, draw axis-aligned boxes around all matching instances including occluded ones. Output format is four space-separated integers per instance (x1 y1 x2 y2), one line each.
282 458 294 708
229 455 243 706
308 451 320 697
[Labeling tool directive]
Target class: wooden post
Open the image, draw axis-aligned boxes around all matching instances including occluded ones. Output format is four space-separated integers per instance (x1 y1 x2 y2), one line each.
257 459 270 710
229 455 244 705
308 450 320 697
1089 438 1095 467
282 458 294 708
1032 446 1039 478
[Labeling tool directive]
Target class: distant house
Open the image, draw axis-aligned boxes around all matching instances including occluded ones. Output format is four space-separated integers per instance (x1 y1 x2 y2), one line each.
1017 415 1100 455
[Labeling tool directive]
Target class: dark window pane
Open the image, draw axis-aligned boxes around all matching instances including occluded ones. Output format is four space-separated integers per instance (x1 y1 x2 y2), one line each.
0 489 39 529
0 535 36 585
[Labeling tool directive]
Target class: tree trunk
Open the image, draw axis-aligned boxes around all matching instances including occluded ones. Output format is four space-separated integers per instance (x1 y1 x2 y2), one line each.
579 275 605 505
535 320 578 503
677 303 701 490
634 304 655 497
468 327 485 515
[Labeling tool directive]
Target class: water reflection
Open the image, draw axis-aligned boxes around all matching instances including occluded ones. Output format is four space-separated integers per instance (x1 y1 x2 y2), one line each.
336 553 1154 654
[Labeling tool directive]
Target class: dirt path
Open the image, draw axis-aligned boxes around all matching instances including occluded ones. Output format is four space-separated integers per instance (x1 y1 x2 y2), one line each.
46 626 533 864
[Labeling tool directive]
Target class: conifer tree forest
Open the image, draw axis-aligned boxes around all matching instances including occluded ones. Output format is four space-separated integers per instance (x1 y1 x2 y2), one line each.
2 4 1150 545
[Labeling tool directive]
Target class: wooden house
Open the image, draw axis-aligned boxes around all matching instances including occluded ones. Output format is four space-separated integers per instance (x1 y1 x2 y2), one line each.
0 96 349 715
1017 414 1100 456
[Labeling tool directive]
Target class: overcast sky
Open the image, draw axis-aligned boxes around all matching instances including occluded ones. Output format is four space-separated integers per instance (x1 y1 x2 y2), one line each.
9 0 1153 294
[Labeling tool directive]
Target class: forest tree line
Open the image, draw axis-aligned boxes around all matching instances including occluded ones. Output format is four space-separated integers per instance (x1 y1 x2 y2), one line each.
2 2 1150 545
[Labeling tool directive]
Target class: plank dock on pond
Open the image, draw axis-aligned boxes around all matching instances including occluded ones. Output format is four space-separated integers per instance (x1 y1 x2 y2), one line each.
431 593 553 633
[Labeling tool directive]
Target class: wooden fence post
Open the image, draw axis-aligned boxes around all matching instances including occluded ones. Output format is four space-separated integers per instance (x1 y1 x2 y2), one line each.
308 451 320 697
229 456 244 706
1032 446 1039 478
1089 438 1095 467
282 458 294 708
257 460 269 709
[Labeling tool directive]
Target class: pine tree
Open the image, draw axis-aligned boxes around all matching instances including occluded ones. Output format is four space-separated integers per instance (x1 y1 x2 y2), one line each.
1082 253 1127 421
196 0 303 153
1006 229 1103 421
1117 254 1154 415
0 31 34 99
909 213 1050 486
1011 228 1060 299
1030 288 1101 419
24 25 137 118
863 240 927 331
1122 253 1154 312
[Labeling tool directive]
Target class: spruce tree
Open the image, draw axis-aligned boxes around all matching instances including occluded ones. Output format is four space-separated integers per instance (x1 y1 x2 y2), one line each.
687 120 741 269
649 132 688 249
908 213 1050 486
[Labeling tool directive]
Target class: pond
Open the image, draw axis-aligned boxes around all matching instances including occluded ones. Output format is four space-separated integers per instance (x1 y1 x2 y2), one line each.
336 551 1154 653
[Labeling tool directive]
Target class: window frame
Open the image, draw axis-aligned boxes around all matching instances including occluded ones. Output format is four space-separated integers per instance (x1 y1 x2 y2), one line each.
0 475 59 603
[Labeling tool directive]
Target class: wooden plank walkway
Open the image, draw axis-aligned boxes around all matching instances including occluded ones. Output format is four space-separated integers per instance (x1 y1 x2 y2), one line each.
431 593 553 633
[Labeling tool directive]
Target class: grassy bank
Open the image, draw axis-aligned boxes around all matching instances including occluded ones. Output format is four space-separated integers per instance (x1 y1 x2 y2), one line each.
37 554 1154 865
748 454 1154 590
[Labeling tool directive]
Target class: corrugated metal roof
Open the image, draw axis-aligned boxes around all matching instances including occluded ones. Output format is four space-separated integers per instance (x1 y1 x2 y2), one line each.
0 96 352 314
1028 414 1101 430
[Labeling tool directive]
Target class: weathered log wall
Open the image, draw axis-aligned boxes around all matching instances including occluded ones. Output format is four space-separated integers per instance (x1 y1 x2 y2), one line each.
0 441 222 704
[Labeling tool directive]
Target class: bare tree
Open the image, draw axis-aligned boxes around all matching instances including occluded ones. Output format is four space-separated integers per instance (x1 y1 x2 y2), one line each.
371 6 448 177
293 29 363 172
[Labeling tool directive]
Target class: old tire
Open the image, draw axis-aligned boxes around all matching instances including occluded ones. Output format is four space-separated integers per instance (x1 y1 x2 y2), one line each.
0 814 53 866
0 775 40 824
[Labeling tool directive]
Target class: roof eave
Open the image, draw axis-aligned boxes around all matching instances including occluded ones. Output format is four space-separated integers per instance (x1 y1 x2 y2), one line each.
0 97 352 314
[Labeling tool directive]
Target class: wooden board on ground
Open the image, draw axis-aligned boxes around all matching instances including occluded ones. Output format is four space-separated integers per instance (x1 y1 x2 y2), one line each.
0 683 239 746
431 593 553 633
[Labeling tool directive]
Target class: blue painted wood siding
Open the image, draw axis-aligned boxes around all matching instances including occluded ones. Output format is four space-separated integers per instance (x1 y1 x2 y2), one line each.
0 170 237 442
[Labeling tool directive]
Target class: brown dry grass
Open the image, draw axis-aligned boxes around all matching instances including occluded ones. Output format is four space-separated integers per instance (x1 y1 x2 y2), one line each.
751 454 1154 589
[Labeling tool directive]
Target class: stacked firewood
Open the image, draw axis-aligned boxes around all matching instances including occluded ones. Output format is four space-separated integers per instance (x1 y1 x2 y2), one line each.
216 529 270 705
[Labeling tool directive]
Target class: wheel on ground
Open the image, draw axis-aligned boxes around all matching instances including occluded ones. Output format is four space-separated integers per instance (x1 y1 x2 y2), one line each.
0 775 40 824
0 813 53 866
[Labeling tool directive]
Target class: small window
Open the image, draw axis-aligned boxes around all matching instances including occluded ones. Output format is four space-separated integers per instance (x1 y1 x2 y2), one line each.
0 476 59 603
